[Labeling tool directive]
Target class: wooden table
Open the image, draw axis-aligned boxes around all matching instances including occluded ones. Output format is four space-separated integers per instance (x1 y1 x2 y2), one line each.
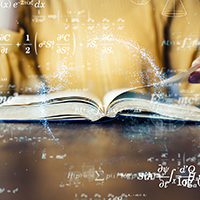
0 117 199 200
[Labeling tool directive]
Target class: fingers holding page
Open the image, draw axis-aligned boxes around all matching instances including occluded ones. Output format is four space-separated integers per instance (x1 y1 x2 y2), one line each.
188 56 200 84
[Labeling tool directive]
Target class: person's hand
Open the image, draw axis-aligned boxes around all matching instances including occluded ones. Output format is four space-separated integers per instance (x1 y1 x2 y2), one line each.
188 56 200 83
0 0 19 31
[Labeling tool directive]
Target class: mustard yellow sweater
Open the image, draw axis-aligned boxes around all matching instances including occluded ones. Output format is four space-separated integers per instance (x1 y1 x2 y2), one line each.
0 0 200 99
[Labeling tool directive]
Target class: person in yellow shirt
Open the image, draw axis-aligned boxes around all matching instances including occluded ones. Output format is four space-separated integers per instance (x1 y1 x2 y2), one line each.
0 0 200 100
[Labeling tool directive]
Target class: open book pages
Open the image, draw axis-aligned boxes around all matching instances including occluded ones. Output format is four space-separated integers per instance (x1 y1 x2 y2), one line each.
105 92 200 121
0 64 199 122
0 91 105 121
103 64 200 108
102 64 200 121
2 90 103 109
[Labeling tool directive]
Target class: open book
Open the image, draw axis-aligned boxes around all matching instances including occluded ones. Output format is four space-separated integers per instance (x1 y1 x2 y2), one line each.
0 65 200 122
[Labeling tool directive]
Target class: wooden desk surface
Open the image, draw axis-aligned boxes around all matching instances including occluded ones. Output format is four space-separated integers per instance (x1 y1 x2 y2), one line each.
0 117 200 200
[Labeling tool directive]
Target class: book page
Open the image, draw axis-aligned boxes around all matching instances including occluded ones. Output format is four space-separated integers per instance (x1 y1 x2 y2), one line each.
106 96 200 121
103 64 199 110
1 90 103 111
0 101 104 121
